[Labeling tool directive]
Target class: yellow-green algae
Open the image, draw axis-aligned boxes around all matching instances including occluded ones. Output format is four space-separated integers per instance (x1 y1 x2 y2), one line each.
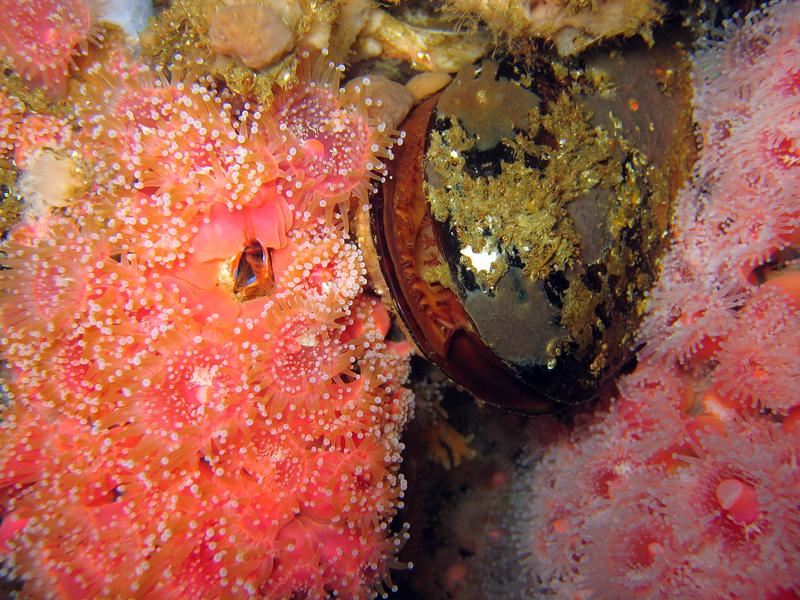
423 45 695 373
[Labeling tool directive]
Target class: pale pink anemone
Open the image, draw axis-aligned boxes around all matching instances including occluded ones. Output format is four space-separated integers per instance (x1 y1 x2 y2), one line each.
517 3 800 598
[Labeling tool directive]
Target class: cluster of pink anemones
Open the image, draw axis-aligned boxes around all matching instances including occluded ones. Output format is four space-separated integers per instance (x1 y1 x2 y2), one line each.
0 0 94 98
518 3 800 598
0 27 414 600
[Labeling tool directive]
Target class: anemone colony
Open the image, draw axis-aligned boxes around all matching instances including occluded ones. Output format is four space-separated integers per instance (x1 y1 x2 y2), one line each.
0 1 413 598
520 4 800 597
0 0 798 598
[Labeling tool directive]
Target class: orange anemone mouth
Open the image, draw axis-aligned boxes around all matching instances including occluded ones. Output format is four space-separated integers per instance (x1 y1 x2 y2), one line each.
228 238 274 302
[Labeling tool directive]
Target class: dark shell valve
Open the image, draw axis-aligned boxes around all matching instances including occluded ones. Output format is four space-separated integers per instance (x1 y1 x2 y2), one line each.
372 48 694 413
372 95 561 414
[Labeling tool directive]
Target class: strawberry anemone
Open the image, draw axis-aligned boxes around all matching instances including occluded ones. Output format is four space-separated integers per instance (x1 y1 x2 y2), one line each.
105 323 258 471
272 53 398 222
251 295 358 418
0 0 92 97
2 499 144 599
577 471 691 599
271 226 366 312
0 425 144 598
0 43 412 599
712 286 800 415
0 92 22 157
114 79 282 268
268 515 401 600
0 219 97 354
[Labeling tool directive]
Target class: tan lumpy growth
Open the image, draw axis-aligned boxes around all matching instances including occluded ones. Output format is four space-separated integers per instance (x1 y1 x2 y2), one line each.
405 72 453 103
438 61 539 151
209 4 295 70
444 0 664 56
141 0 314 104
353 8 490 73
342 74 414 132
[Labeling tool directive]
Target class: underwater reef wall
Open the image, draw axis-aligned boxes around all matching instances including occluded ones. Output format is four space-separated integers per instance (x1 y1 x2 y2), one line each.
519 2 800 597
1 0 799 598
0 3 414 597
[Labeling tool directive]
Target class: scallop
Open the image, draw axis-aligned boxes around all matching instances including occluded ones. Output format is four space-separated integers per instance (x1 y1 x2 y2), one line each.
370 40 696 413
